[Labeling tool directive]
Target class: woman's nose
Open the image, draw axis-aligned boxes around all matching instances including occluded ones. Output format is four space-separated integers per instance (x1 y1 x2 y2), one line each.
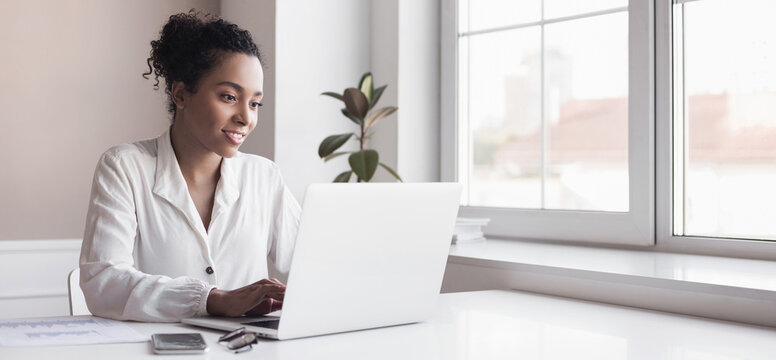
234 103 252 126
234 114 247 126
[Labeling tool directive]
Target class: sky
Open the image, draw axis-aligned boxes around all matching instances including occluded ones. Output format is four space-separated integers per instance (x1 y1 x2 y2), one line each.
460 0 776 124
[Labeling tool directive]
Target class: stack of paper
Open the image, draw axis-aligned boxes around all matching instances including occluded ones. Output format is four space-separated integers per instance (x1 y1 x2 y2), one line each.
0 316 147 347
452 217 490 244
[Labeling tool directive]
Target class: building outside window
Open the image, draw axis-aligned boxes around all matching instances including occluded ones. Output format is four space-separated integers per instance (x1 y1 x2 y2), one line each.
442 0 776 253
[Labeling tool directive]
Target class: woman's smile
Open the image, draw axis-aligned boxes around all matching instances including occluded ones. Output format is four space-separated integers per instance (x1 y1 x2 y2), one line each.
222 129 246 145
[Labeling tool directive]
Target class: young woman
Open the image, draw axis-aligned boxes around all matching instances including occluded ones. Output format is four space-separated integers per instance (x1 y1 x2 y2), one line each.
79 11 299 322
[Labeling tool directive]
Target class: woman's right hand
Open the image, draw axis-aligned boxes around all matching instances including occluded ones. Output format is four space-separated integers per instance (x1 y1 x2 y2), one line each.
206 278 286 317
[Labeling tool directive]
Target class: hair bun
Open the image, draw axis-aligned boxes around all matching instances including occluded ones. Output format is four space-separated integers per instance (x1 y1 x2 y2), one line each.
142 9 261 117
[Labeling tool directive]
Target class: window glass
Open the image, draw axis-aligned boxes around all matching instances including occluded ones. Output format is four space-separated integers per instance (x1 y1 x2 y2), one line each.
459 4 629 211
676 0 776 240
544 13 629 211
464 28 542 208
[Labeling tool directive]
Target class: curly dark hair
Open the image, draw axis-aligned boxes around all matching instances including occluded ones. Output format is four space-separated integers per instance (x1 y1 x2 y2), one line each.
142 10 262 118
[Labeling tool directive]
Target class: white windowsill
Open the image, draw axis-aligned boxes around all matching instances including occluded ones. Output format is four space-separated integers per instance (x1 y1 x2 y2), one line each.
446 238 776 327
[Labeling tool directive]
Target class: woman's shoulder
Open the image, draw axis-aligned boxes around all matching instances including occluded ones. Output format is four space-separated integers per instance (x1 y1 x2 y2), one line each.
99 137 158 165
231 152 280 171
229 152 285 183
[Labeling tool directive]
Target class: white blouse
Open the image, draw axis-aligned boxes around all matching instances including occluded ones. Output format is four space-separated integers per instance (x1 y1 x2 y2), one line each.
79 130 300 322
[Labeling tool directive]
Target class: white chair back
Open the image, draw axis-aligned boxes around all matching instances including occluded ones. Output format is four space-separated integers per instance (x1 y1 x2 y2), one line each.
68 268 89 316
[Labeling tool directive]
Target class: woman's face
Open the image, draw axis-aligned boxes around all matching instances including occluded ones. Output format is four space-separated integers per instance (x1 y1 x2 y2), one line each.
173 52 264 158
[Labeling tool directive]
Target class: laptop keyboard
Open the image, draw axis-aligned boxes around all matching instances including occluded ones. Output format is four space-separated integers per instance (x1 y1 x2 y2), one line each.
242 319 280 330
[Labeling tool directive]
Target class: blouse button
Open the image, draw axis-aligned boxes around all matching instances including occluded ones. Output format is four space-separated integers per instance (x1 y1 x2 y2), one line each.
205 266 214 275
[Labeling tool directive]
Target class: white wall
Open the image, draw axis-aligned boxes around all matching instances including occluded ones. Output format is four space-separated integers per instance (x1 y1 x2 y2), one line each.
0 240 81 318
275 0 372 200
271 0 440 198
370 0 441 183
397 0 440 182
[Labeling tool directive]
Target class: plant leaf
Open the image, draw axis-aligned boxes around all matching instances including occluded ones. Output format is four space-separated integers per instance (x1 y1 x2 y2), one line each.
321 91 344 102
343 87 369 120
348 150 379 182
379 162 403 182
364 106 398 131
341 108 362 125
333 170 352 183
318 133 354 158
359 73 374 104
324 151 350 162
370 85 387 110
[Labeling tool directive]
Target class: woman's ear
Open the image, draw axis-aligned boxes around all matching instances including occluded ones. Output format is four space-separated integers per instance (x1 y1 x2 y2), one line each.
171 81 187 110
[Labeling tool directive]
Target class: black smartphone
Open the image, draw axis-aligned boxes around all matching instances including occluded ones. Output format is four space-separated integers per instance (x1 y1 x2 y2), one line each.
151 333 208 354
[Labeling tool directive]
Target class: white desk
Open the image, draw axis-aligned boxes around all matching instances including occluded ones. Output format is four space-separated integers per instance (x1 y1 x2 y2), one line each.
2 290 775 359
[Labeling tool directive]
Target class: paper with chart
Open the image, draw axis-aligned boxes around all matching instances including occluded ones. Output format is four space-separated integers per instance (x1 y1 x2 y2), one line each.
0 316 147 347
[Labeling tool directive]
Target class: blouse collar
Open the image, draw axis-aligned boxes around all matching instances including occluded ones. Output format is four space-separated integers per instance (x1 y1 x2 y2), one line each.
152 129 240 237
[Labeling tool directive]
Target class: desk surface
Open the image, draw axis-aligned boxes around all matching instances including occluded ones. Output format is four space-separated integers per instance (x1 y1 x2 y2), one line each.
2 290 775 359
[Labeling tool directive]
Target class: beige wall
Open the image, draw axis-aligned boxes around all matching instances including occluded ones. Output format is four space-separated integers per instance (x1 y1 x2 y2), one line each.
0 0 220 240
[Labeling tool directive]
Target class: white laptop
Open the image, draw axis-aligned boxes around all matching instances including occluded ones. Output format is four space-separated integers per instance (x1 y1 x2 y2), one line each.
182 183 461 340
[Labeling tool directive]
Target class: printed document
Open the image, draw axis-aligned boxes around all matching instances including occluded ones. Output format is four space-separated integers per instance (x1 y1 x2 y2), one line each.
0 316 147 347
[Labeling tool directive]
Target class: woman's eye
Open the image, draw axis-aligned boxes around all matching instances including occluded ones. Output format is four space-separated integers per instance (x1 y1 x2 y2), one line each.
222 94 237 102
251 102 263 109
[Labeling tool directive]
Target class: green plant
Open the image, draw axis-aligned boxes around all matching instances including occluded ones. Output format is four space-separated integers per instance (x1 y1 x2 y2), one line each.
318 72 402 183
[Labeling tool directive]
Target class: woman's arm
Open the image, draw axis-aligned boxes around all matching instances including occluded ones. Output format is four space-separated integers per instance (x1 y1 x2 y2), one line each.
79 151 213 322
267 165 302 276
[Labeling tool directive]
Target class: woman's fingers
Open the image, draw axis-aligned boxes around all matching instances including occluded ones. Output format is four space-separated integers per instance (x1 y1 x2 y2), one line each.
271 299 283 312
250 283 285 298
245 282 285 308
209 279 287 317
266 291 285 301
246 298 283 316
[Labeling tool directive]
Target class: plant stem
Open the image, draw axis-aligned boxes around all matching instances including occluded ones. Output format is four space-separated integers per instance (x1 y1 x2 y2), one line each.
357 121 366 182
360 123 365 151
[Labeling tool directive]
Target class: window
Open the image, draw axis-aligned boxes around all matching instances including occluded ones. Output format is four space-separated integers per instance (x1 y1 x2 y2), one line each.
442 0 654 246
459 1 629 212
442 0 776 253
672 0 776 241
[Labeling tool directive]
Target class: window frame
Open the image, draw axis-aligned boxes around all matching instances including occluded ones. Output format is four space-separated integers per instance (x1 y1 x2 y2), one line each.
654 0 776 260
441 0 656 246
442 0 776 259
